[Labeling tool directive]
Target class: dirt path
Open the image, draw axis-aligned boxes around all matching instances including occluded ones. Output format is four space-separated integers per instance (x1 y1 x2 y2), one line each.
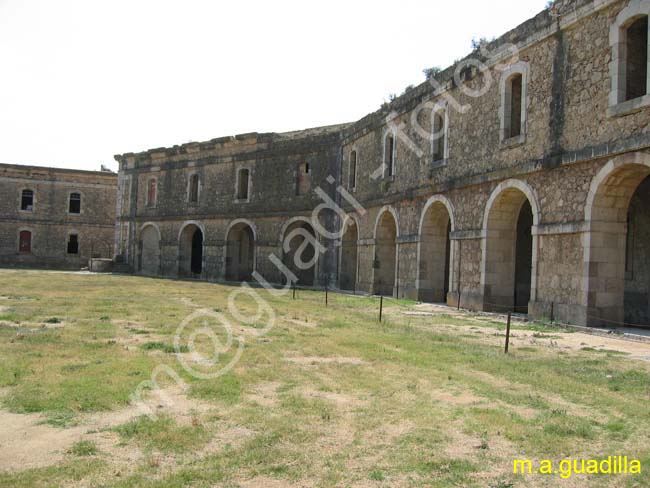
403 304 650 362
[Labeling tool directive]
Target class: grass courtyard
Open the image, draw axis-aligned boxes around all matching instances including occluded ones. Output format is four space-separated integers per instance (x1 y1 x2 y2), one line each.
0 269 649 487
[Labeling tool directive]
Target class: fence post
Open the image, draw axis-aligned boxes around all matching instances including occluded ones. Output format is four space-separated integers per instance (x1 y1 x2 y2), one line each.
379 294 384 323
292 282 296 300
325 285 328 307
550 302 555 324
505 312 512 354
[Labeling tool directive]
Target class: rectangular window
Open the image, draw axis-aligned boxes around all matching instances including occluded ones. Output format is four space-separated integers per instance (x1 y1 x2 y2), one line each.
189 174 199 203
626 16 648 101
509 74 523 138
67 234 79 255
69 193 81 214
349 151 357 189
386 135 395 176
238 169 249 200
21 189 34 211
432 111 446 161
19 231 31 253
147 179 157 206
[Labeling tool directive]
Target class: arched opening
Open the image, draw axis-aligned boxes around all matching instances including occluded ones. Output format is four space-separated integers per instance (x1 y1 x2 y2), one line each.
419 201 452 303
514 201 533 311
340 220 358 291
586 160 650 328
483 185 536 313
374 211 398 296
226 222 255 282
179 224 203 277
139 225 161 276
282 220 317 286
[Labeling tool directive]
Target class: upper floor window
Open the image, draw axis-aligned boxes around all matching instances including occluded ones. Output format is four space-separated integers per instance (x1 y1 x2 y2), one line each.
625 16 648 101
237 168 250 200
432 108 448 162
610 5 650 113
146 178 157 207
349 150 357 189
69 193 81 214
384 133 396 177
296 163 311 195
188 174 199 203
19 230 32 254
67 234 79 255
500 62 528 143
21 189 34 211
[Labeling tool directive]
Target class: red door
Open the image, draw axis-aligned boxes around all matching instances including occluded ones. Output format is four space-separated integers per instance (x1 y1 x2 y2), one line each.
19 231 32 253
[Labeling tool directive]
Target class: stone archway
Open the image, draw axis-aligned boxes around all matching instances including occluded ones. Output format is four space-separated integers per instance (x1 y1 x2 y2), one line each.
179 223 204 277
373 208 398 297
418 197 455 303
138 224 161 276
225 221 255 282
282 219 318 286
481 180 539 313
340 217 359 291
584 155 650 327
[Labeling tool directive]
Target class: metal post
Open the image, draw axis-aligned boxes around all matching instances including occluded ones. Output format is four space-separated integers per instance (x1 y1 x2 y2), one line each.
292 282 296 300
379 294 384 322
325 285 328 307
550 302 555 324
505 312 512 354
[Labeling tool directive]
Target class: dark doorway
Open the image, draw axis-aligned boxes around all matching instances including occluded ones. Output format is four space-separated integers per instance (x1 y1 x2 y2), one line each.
191 229 203 275
514 200 533 313
624 176 650 326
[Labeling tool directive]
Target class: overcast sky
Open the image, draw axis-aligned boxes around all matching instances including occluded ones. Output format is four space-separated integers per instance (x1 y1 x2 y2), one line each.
0 0 548 171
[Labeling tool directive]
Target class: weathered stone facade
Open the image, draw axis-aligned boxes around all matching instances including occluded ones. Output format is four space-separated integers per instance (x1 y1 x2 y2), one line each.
114 0 650 328
0 164 117 269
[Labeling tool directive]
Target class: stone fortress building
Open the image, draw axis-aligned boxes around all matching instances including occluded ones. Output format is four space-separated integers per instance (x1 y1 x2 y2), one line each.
3 0 648 329
0 164 117 269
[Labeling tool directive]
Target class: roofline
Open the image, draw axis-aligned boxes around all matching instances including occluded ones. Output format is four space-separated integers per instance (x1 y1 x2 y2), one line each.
114 122 352 162
0 163 117 177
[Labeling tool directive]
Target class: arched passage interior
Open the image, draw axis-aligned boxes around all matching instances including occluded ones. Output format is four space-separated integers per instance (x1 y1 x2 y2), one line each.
139 225 160 276
179 224 203 277
586 162 650 328
226 222 255 282
483 187 535 313
340 220 358 291
419 202 452 303
373 211 397 297
282 220 317 286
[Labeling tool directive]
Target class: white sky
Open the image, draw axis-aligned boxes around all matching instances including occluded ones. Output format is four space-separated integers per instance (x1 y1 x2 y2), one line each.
0 0 548 171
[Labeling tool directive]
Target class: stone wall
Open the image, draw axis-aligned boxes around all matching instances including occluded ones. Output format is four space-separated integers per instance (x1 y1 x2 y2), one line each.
112 0 650 328
0 164 117 270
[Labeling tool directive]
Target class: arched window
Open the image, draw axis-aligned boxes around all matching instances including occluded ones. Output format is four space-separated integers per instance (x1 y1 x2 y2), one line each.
146 178 157 207
500 63 528 143
384 133 395 177
19 230 32 253
67 234 79 254
610 5 650 112
188 174 199 203
432 109 447 162
237 168 250 200
625 16 648 101
69 193 81 214
505 73 523 139
349 150 357 189
21 189 34 211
